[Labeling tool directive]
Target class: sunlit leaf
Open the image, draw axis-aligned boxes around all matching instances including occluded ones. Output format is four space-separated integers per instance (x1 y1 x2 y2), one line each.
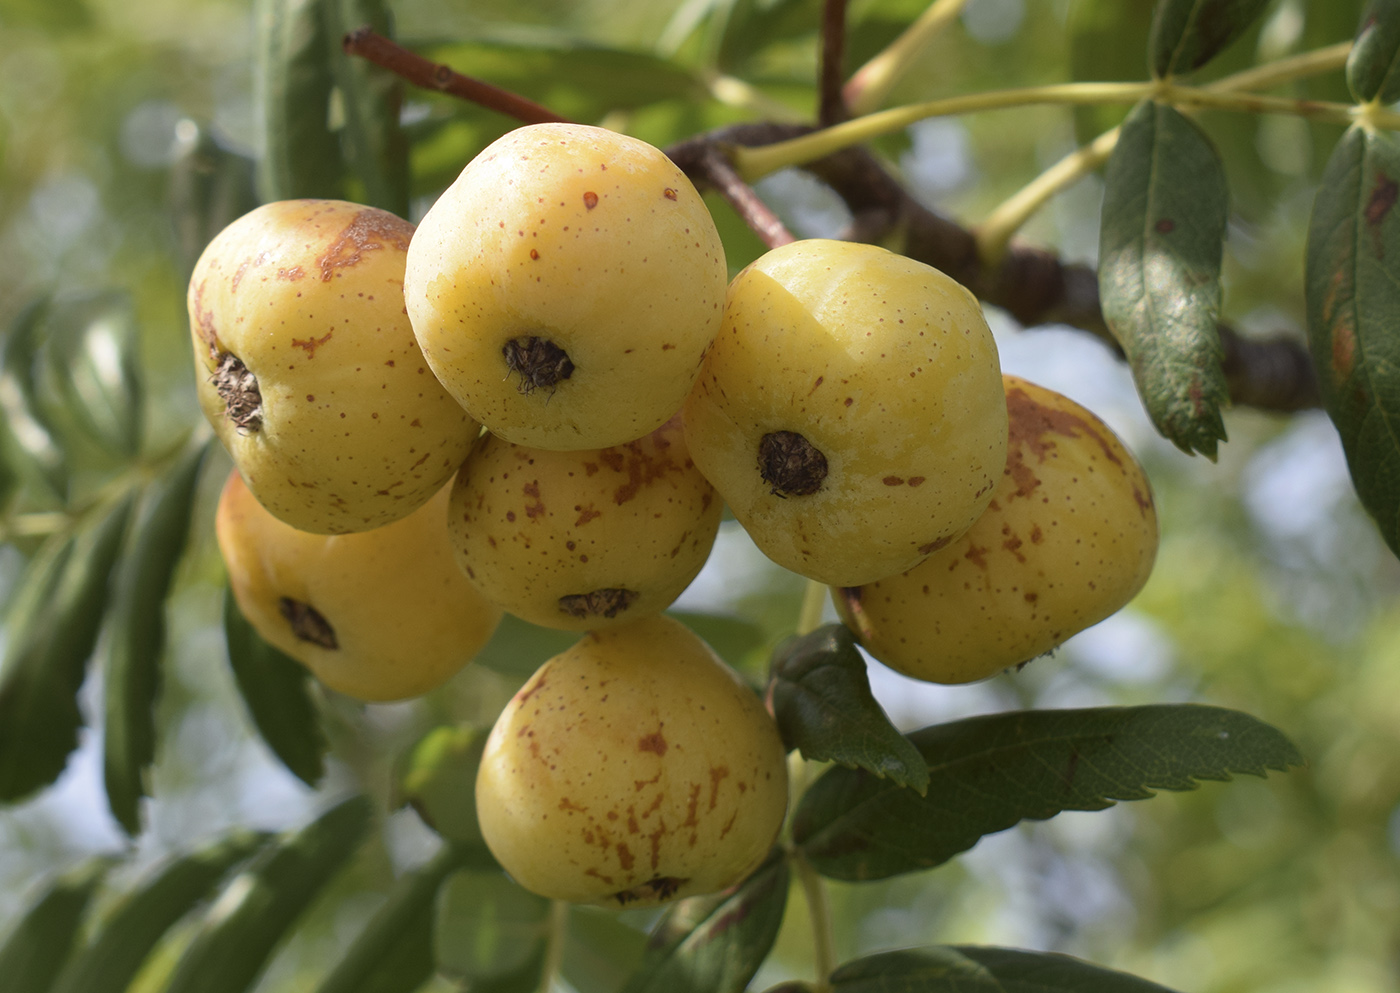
103 440 211 835
1148 0 1272 79
768 623 928 794
830 945 1181 992
793 705 1303 881
0 493 134 803
397 724 489 847
51 831 269 993
1348 0 1400 104
1099 98 1229 458
0 857 110 993
163 795 373 993
621 850 788 993
0 299 68 502
434 869 551 982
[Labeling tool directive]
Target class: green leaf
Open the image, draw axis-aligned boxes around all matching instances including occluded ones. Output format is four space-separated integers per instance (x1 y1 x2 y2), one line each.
473 612 579 680
103 441 211 834
434 869 551 982
0 493 134 803
397 724 488 847
1348 0 1400 104
223 586 327 785
562 907 648 993
163 795 373 993
254 0 346 202
1068 0 1156 144
621 850 789 993
670 611 767 672
768 624 928 794
0 858 110 993
792 704 1303 882
321 0 410 217
1099 98 1230 458
1148 0 1273 79
50 831 270 993
829 946 1181 992
170 123 261 281
313 842 471 993
1305 126 1400 558
0 298 68 501
34 291 145 460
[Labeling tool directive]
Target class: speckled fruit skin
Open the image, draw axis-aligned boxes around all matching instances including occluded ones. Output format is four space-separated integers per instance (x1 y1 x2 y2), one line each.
833 375 1158 683
216 469 502 702
189 199 479 534
475 615 788 906
448 415 722 630
403 123 728 451
682 239 1007 587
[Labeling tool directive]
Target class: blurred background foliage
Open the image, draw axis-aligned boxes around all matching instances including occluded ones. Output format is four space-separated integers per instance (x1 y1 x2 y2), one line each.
1 0 1398 990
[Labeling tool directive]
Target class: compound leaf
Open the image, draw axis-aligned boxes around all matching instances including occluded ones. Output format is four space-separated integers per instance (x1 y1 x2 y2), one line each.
1148 0 1273 79
1099 98 1229 458
163 795 373 993
223 586 327 786
793 704 1303 882
1305 125 1400 558
620 850 788 993
830 946 1180 993
51 831 269 993
0 857 111 993
1348 0 1400 104
768 624 928 794
104 440 211 834
0 493 134 803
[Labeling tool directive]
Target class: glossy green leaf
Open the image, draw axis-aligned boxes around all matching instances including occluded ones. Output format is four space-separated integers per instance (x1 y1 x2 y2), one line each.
768 624 928 794
1348 0 1400 104
829 946 1180 992
1148 0 1272 79
34 291 145 460
0 858 110 993
1099 98 1229 458
321 0 410 217
793 705 1303 882
314 842 471 993
0 493 134 803
621 850 788 993
0 298 68 501
223 586 327 785
398 724 488 847
562 906 649 993
434 869 551 982
1305 125 1400 557
50 831 270 993
163 795 373 993
103 440 212 835
254 0 346 202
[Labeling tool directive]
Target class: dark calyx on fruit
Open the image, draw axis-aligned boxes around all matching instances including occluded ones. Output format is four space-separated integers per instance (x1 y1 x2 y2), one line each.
213 352 263 432
611 875 686 905
279 597 338 649
503 336 574 395
759 430 828 496
558 588 639 619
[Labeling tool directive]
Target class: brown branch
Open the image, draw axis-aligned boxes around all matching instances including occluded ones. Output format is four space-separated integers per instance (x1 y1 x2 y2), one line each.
818 0 851 127
682 145 796 249
669 123 1320 413
342 27 572 126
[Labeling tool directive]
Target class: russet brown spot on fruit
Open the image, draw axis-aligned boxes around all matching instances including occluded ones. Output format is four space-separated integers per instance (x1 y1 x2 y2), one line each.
503 336 575 395
1004 385 1125 502
558 588 640 619
213 352 263 432
317 209 414 282
278 596 338 649
758 430 828 496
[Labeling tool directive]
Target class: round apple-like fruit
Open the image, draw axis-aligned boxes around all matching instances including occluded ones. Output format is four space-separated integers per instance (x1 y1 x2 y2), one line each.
189 199 479 534
475 615 788 906
833 375 1158 683
448 415 722 630
216 469 501 701
404 123 728 451
683 239 1007 587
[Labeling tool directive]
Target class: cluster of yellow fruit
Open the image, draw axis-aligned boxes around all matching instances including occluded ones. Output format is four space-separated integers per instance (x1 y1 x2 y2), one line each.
188 122 1158 907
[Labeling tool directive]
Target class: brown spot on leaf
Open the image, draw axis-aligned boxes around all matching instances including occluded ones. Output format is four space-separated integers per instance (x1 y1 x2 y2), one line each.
1155 218 1175 234
1366 172 1399 259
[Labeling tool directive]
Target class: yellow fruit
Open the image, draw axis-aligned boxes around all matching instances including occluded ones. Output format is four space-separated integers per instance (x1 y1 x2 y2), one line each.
404 123 728 450
833 375 1158 683
476 616 788 906
683 239 1007 587
189 199 479 534
216 469 502 702
448 415 722 630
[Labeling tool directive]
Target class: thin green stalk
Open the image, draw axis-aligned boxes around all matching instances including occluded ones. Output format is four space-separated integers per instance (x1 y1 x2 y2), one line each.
796 578 828 636
792 849 836 993
536 899 570 993
844 0 972 116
